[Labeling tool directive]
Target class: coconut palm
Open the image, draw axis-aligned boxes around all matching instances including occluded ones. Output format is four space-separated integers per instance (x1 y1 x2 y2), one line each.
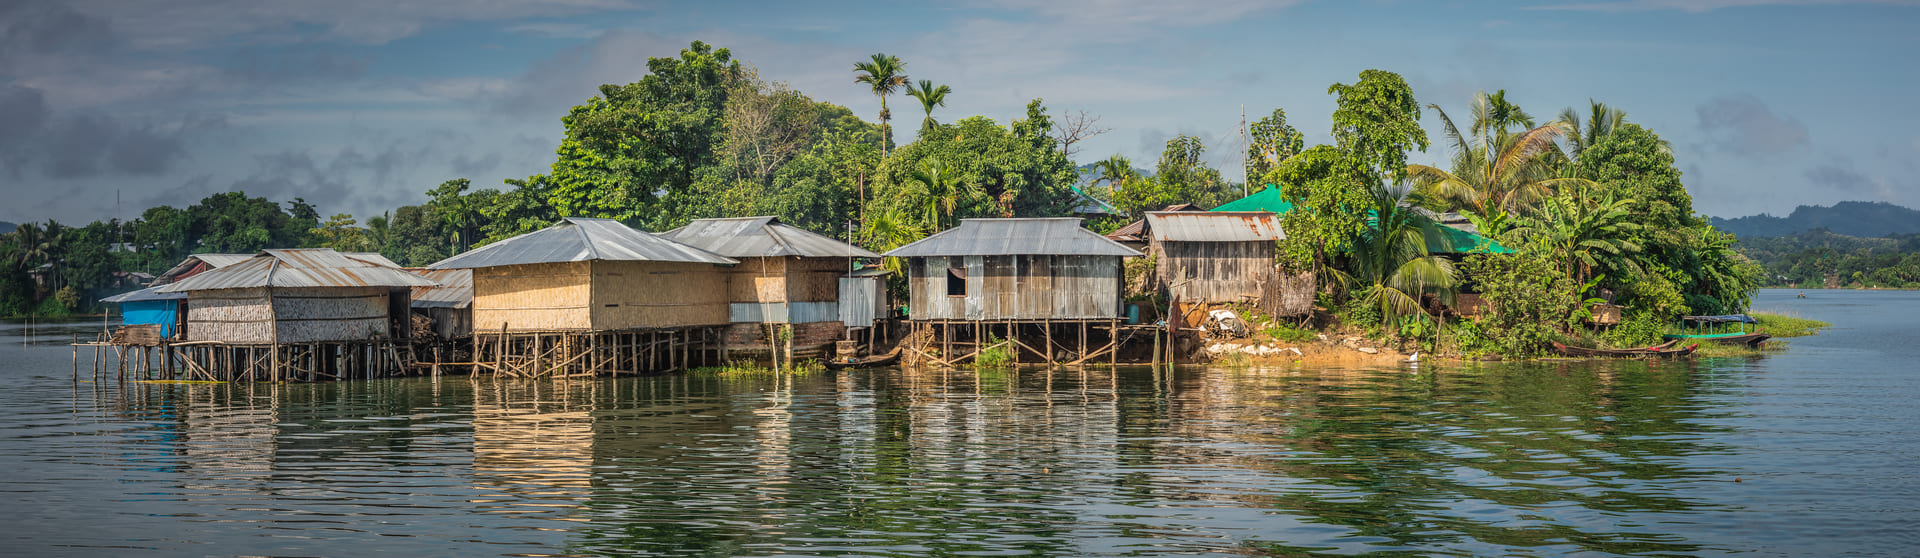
1557 99 1670 166
1092 154 1136 190
904 157 983 231
1337 181 1457 332
904 79 950 137
861 209 926 277
1408 90 1594 230
852 53 909 157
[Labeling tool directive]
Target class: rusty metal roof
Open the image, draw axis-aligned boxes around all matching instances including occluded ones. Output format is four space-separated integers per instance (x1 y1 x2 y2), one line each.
428 217 737 269
158 248 438 292
884 218 1142 258
155 253 253 283
344 252 403 268
407 268 472 309
1144 211 1285 242
662 216 882 259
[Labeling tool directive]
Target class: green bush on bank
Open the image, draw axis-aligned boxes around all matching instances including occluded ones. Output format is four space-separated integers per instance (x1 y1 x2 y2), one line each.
1460 254 1578 357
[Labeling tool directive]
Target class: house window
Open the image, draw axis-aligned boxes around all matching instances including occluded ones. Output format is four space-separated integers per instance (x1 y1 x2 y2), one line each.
946 265 967 297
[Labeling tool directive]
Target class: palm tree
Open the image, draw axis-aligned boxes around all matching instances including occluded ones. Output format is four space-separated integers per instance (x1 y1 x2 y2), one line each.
1092 154 1136 190
1557 100 1670 167
1340 181 1457 333
904 79 951 137
1408 90 1593 231
905 157 982 231
853 53 909 157
861 209 926 277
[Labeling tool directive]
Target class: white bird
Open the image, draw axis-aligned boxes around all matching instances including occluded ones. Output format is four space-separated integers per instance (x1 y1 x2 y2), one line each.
1408 351 1420 363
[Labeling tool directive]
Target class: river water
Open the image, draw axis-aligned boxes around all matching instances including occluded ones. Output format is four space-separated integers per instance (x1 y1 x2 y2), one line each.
0 289 1913 556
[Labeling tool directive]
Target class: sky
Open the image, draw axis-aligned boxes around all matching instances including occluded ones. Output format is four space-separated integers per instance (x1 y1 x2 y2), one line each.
2 0 1916 226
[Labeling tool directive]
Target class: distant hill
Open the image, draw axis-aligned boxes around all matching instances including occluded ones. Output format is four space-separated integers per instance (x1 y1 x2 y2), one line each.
1712 201 1920 238
0 221 14 234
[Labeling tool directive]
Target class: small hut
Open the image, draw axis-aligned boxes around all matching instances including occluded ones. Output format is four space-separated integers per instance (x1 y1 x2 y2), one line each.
884 218 1142 365
157 249 437 344
1104 203 1206 248
428 218 738 375
101 285 186 341
408 268 473 340
661 216 883 359
1142 211 1285 303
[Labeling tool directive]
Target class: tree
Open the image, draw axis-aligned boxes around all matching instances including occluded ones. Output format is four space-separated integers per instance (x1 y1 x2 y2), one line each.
568 41 744 222
1343 181 1457 333
852 53 908 157
1408 90 1589 225
904 79 950 137
869 100 1078 228
1245 108 1304 188
1154 135 1234 208
427 179 479 255
1326 69 1429 189
903 157 982 231
1052 110 1110 158
1508 188 1644 286
186 192 308 254
312 214 377 253
1267 145 1369 272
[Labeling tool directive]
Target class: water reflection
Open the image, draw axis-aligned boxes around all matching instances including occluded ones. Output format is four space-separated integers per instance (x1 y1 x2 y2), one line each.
7 342 1770 556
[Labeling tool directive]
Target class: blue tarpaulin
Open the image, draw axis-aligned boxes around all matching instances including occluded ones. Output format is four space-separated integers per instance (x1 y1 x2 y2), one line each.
121 300 178 338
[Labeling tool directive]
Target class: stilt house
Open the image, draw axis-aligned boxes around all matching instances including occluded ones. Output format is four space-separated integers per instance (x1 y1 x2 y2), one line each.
660 216 883 358
886 218 1141 321
156 249 437 344
428 217 738 333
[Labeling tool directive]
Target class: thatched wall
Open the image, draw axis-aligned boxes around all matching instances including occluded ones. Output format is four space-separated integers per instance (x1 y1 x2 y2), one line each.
908 255 1122 321
725 257 847 305
589 260 730 329
473 262 592 331
186 286 390 344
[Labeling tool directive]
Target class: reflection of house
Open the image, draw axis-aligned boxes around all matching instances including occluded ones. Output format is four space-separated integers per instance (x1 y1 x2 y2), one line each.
157 249 436 344
661 216 883 359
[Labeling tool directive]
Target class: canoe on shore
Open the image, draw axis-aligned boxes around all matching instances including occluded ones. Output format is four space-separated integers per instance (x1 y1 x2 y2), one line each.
824 347 902 371
1552 340 1698 359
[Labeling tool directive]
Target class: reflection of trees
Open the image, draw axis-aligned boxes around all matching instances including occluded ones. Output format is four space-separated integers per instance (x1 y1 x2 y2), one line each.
1166 362 1737 555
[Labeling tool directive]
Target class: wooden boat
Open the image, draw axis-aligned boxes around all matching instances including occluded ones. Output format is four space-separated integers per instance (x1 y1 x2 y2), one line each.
1665 314 1771 347
1552 340 1697 359
1665 332 1772 347
823 347 902 371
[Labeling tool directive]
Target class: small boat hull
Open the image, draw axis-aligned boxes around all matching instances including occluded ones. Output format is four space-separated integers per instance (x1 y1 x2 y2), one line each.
1664 333 1771 348
824 348 902 371
1552 340 1697 359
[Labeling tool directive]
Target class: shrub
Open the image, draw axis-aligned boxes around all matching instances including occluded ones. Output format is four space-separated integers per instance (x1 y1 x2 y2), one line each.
32 296 72 318
1599 311 1668 348
1460 254 1578 357
974 334 1015 369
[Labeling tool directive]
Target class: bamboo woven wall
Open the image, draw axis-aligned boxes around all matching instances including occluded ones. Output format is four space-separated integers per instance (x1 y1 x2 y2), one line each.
589 260 730 329
272 287 388 343
726 258 788 304
473 262 592 331
908 255 1122 321
786 257 846 302
186 288 274 343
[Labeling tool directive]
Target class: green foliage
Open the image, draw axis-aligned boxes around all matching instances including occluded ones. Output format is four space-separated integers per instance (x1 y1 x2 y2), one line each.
853 52 909 155
1263 320 1317 344
1342 181 1456 332
54 286 79 311
33 295 71 318
1598 311 1667 349
1460 254 1578 357
870 100 1077 229
566 41 744 226
974 335 1014 369
1752 312 1831 337
1267 145 1369 270
1327 69 1429 189
1245 108 1304 185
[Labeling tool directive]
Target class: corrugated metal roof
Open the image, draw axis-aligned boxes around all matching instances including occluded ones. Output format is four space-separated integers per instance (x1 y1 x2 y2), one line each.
101 284 186 303
156 253 254 283
408 268 472 309
662 216 883 258
344 252 403 268
158 248 438 292
428 217 737 269
884 218 1143 258
1145 211 1285 242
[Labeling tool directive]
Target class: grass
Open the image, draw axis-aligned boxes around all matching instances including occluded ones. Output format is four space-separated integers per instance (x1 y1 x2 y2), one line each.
691 359 826 377
1751 312 1831 338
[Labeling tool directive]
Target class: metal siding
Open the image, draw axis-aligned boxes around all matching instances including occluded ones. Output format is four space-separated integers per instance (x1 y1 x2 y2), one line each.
730 302 789 323
838 276 881 325
964 256 985 320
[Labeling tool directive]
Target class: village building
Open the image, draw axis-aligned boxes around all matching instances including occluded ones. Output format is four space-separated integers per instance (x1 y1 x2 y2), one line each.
407 268 473 340
884 218 1144 365
428 217 739 376
660 216 884 360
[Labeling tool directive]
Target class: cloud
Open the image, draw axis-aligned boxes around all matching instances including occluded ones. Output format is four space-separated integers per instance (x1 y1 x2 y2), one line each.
0 84 223 179
1804 157 1892 199
982 0 1302 27
506 22 606 39
61 0 644 48
1532 0 1920 12
1696 94 1809 157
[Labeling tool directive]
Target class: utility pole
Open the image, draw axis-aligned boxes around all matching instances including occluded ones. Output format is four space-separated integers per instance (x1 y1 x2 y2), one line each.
1239 105 1250 197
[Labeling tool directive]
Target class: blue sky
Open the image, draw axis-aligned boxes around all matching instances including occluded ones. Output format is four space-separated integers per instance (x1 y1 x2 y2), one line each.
2 0 1915 225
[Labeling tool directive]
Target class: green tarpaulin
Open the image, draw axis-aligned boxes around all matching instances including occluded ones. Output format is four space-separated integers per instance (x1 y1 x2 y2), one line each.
1211 186 1513 254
